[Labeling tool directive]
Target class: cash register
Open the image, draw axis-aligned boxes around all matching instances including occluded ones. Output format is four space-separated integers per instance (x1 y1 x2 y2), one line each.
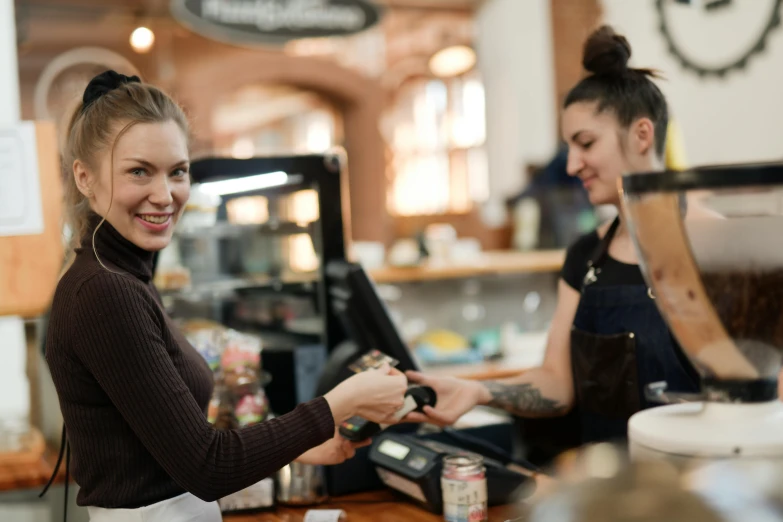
317 260 537 509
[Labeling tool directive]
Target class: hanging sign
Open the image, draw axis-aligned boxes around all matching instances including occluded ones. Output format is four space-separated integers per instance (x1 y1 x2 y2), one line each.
170 0 384 45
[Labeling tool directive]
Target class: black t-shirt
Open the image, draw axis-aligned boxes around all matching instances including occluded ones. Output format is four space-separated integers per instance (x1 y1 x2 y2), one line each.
561 231 647 291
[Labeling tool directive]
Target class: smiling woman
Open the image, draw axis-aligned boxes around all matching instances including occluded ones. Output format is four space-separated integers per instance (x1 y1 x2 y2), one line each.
404 25 701 453
61 70 192 269
43 70 409 522
73 120 191 253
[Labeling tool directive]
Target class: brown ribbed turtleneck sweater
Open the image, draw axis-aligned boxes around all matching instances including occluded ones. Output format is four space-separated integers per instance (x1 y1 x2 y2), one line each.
45 215 335 508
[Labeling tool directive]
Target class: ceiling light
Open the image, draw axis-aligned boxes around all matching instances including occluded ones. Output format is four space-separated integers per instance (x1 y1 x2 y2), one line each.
199 172 290 197
231 138 254 159
429 45 476 78
130 27 155 54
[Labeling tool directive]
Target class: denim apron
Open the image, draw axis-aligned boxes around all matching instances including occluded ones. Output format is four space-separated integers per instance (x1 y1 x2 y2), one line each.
570 217 701 444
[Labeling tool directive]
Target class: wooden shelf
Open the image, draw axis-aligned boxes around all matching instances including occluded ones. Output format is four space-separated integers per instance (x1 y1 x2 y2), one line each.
175 221 310 239
367 249 565 284
0 444 67 493
157 250 565 295
158 272 317 298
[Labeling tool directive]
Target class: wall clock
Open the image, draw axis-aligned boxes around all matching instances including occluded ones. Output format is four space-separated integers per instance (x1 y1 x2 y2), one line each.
656 0 783 77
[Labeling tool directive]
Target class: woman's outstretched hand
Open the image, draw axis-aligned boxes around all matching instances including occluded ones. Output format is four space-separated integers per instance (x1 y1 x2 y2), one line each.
324 363 408 425
295 428 371 466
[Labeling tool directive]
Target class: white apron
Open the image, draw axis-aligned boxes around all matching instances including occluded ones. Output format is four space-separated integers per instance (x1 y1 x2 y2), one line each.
87 492 222 522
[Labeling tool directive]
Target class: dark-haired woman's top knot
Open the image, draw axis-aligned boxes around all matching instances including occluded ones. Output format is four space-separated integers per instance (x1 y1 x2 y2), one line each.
81 70 141 113
582 25 632 78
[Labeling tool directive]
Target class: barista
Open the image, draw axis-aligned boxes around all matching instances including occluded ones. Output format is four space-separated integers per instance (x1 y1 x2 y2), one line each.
405 25 701 444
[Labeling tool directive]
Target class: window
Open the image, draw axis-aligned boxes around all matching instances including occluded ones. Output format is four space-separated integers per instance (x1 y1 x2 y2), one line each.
385 72 489 216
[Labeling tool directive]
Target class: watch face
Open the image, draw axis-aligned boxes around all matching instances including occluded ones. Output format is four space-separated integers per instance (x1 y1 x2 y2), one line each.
657 0 783 77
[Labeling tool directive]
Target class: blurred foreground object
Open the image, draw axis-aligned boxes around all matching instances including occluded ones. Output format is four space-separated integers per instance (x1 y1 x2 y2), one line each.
527 443 783 522
622 163 783 462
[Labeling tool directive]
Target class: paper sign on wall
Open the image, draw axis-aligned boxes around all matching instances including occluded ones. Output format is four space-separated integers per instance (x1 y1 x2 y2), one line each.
0 122 44 237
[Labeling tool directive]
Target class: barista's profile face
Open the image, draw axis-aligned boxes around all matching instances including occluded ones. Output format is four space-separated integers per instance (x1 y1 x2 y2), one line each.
562 101 629 206
562 101 657 206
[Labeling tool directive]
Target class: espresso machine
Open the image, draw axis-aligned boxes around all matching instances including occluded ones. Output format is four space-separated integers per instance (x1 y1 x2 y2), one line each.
620 163 783 463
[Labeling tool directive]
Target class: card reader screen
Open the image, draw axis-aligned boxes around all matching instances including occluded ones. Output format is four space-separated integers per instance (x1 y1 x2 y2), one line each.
378 439 411 460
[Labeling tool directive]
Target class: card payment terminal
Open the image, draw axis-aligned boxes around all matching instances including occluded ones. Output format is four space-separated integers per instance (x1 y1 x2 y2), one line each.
369 432 535 514
339 385 437 442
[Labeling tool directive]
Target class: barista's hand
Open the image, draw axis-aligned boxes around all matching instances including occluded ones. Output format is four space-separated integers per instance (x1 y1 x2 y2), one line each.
402 371 488 427
295 429 371 466
324 363 408 425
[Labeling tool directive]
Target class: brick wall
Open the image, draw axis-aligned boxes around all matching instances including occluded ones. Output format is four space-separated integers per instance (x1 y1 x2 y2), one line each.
551 0 603 111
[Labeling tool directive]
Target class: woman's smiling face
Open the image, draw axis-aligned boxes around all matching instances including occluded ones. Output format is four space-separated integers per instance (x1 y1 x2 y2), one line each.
75 120 191 251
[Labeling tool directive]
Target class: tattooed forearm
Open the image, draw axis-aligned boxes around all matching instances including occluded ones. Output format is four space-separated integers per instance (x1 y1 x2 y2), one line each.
482 381 567 417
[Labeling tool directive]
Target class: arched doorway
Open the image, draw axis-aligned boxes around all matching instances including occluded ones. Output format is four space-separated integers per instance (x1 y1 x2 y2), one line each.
211 83 343 158
174 48 389 243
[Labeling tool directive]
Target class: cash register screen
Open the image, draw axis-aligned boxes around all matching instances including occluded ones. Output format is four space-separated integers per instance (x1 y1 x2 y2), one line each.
378 439 411 460
325 260 420 372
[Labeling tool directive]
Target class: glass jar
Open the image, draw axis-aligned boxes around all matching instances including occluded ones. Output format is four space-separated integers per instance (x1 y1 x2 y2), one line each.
441 454 488 522
224 368 271 427
207 369 270 430
208 377 239 430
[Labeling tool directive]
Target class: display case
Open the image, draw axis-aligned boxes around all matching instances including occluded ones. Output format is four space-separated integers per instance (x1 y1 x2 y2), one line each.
151 151 355 512
155 152 350 356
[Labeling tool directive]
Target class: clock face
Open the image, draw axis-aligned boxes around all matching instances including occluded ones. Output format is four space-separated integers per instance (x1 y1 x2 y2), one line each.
656 0 783 77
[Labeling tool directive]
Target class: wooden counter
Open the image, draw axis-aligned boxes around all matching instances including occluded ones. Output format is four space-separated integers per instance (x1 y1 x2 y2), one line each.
0 447 66 493
224 490 526 522
368 250 565 284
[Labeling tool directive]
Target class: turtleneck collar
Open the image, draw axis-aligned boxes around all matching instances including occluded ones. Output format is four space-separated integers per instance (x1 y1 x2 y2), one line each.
79 212 154 282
